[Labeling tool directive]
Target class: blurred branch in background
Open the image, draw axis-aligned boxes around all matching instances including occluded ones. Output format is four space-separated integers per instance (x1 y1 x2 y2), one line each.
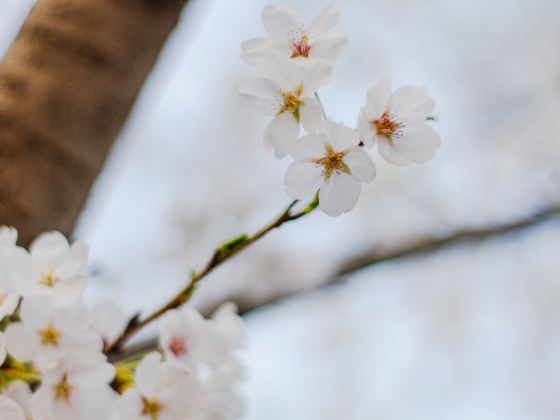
0 0 189 245
114 204 560 361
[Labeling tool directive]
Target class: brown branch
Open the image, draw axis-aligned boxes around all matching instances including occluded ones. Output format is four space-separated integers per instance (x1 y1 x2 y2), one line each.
110 204 560 362
106 196 320 356
0 0 190 245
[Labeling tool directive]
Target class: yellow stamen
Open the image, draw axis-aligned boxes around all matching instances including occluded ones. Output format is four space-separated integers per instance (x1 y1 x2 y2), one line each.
142 397 165 420
372 112 404 140
40 270 57 288
316 148 347 179
39 323 61 346
54 374 72 402
278 84 304 119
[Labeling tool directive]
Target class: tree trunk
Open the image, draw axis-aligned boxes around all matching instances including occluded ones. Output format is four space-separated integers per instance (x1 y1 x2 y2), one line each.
0 0 188 245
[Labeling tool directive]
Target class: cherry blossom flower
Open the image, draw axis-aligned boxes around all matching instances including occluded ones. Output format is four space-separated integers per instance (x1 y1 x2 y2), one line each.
357 79 442 164
285 121 376 216
31 360 116 420
241 4 347 66
116 352 202 420
238 57 331 158
22 232 88 306
5 297 103 370
160 303 244 371
0 396 25 420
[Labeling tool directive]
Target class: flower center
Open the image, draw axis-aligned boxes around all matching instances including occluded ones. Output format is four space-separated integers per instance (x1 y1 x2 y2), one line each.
40 270 57 288
372 112 404 140
291 34 311 58
0 292 6 306
316 149 346 179
39 323 61 346
169 336 188 358
278 84 304 118
142 397 165 420
54 374 72 402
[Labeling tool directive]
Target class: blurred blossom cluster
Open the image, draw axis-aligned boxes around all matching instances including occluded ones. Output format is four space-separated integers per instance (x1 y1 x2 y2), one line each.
0 227 245 419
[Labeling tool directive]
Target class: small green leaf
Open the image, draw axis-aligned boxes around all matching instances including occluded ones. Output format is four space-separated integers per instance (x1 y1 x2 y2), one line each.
218 234 250 255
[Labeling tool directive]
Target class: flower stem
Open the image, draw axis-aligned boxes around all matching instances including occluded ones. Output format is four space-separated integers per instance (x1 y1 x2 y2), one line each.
314 92 328 120
106 195 320 356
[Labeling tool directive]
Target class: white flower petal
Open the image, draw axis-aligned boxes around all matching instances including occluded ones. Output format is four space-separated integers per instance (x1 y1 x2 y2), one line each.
285 162 324 200
307 4 341 39
343 146 376 183
51 275 87 306
387 85 435 122
135 352 163 397
0 331 6 366
19 296 53 326
212 303 245 349
319 173 361 217
117 389 144 420
261 5 301 40
357 109 376 148
29 231 69 261
237 79 281 116
70 362 115 386
56 240 88 278
263 113 300 159
240 37 270 62
365 78 391 118
0 292 20 320
378 123 441 165
0 226 18 245
300 62 332 95
4 381 32 418
5 323 37 362
299 97 322 134
0 396 25 420
329 122 359 151
404 122 442 149
290 134 329 160
310 32 348 63
377 137 412 165
90 301 128 344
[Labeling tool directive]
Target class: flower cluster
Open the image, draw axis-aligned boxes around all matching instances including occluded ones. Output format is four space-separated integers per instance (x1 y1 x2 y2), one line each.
0 227 245 420
239 4 442 216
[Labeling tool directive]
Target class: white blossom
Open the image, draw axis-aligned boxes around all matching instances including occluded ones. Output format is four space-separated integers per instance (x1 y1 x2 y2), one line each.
357 79 442 164
22 232 88 306
0 396 25 420
116 352 202 420
31 360 116 420
241 4 347 66
285 121 376 216
160 303 244 371
5 297 103 370
238 57 331 158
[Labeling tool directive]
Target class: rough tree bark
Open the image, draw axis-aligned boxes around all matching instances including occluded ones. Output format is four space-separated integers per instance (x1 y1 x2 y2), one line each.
0 0 189 245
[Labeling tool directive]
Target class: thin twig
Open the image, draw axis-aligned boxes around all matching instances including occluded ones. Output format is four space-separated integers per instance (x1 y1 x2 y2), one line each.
106 195 319 356
111 205 560 362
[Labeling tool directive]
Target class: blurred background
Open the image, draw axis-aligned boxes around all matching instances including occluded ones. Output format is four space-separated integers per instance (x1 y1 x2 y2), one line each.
2 0 560 418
